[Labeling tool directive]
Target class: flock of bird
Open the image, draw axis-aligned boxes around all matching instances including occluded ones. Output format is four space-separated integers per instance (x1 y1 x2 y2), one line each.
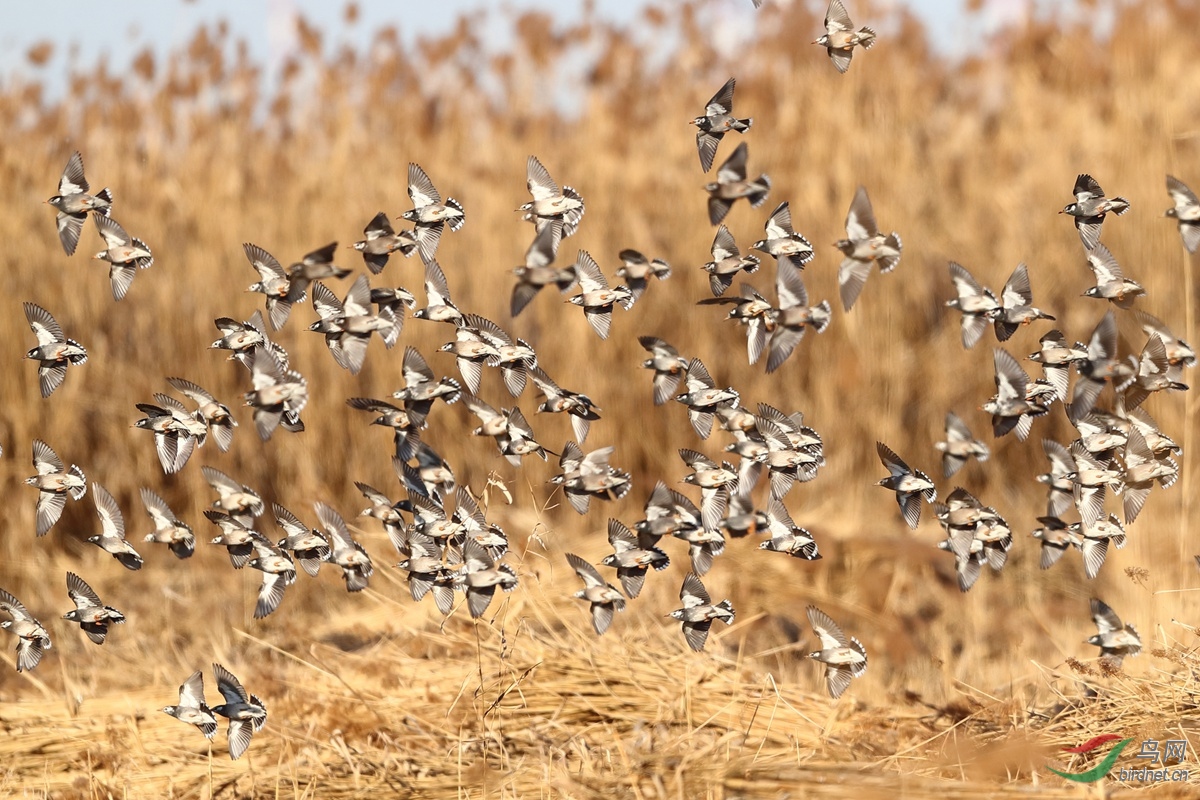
3 0 1200 763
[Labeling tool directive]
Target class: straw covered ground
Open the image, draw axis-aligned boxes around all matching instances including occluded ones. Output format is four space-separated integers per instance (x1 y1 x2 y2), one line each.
2 0 1200 796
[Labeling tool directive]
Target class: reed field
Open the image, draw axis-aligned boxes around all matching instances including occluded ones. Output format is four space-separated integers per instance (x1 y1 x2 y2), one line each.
4 0 1200 796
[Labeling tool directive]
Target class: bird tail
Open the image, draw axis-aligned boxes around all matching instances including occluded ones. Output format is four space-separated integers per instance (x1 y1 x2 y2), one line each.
1111 197 1131 215
445 197 466 231
858 28 877 49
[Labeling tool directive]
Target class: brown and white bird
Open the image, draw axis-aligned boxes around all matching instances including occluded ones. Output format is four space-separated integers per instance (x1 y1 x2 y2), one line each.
1061 173 1130 250
1165 174 1200 253
62 572 125 644
1082 244 1144 308
813 0 876 74
93 216 153 300
615 248 671 306
521 155 584 248
994 263 1055 342
46 151 112 256
1087 598 1141 667
402 163 465 262
88 484 144 571
691 77 752 173
704 142 770 225
668 574 735 652
351 211 417 273
805 606 868 698
23 302 88 398
510 222 575 317
567 251 633 340
876 441 936 529
934 411 989 478
836 186 901 311
0 589 51 672
25 439 86 537
565 553 626 636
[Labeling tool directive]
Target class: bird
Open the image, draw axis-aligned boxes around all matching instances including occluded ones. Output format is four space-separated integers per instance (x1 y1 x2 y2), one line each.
315 502 374 592
1125 336 1189 411
945 262 1000 349
934 412 990 478
0 588 51 672
93 216 153 300
510 221 575 317
1087 598 1141 667
62 572 125 644
393 346 462 427
813 0 876 74
1120 427 1177 525
351 211 417 273
46 151 112 256
1165 175 1200 253
1027 330 1087 403
982 348 1046 441
758 497 821 559
565 553 626 636
836 186 902 311
272 503 331 578
88 483 143 570
140 488 195 559
1061 173 1130 250
638 336 689 406
551 442 631 515
285 241 351 299
521 155 585 247
754 201 815 273
529 366 601 443
162 670 218 740
440 323 500 395
246 535 297 619
805 606 868 698
691 77 752 173
679 448 740 530
132 396 206 474
876 441 936 529
309 275 398 374
25 439 87 537
402 162 465 261
413 258 463 324
1082 244 1144 308
205 510 259 569
615 248 671 306
674 358 740 439
667 573 735 652
765 265 831 373
600 519 670 599
567 251 634 340
461 314 538 397
1069 441 1125 528
993 263 1055 342
166 377 238 452
456 540 519 619
702 224 761 298
211 663 268 760
209 310 284 370
201 466 265 528
243 346 309 440
1132 310 1195 378
1069 311 1137 423
244 242 299 330
23 302 88 398
704 142 770 225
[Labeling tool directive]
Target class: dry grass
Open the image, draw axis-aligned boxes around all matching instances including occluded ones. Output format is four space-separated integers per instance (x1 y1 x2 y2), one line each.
3 0 1200 796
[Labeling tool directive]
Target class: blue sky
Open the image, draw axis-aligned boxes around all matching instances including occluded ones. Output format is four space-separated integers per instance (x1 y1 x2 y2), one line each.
0 0 1021 90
